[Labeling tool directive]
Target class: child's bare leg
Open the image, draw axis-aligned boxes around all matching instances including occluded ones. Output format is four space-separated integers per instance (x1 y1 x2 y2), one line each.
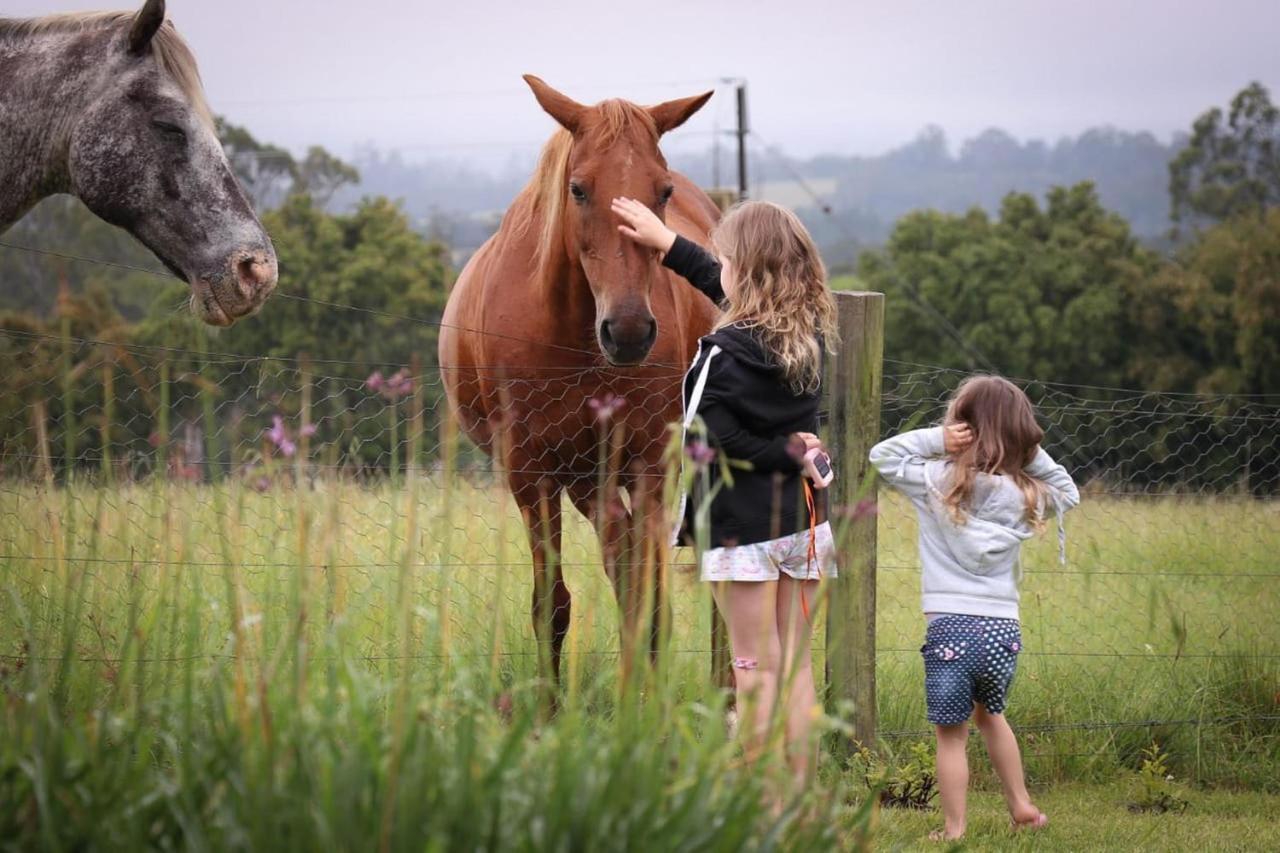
711 581 782 764
933 722 970 840
973 703 1043 825
776 575 820 788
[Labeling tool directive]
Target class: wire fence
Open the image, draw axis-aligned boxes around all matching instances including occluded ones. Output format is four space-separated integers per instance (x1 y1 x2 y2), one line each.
1 264 1278 766
871 364 1280 745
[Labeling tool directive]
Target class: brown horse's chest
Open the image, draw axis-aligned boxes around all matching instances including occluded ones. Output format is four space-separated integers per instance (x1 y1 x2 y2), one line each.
489 367 685 474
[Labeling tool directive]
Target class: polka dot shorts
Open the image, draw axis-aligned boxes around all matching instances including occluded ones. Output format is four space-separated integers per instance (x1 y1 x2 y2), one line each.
700 521 838 582
921 615 1022 726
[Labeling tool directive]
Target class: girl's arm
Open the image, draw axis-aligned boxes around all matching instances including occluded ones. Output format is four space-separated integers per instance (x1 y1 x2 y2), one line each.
612 197 725 304
661 236 726 304
700 402 799 473
1025 447 1081 511
868 427 947 502
869 424 971 503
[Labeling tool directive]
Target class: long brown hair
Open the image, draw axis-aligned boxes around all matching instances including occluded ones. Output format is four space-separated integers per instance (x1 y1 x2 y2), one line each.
942 375 1046 529
710 201 837 395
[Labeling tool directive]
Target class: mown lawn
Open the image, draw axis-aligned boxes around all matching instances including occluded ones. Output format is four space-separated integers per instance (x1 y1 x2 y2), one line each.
864 781 1280 851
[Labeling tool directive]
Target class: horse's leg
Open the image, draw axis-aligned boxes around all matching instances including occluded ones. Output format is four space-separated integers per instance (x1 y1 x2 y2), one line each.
510 473 569 702
565 476 625 578
600 466 668 683
630 466 670 665
566 475 647 678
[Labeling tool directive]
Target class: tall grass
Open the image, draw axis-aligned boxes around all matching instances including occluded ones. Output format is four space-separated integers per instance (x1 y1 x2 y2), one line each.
0 475 1277 846
0 475 862 849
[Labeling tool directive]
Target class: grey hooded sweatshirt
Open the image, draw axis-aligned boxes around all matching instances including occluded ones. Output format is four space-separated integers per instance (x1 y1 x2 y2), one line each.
869 427 1080 620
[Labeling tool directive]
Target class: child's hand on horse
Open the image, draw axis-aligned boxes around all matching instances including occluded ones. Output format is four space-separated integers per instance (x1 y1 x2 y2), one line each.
612 197 677 253
944 422 974 454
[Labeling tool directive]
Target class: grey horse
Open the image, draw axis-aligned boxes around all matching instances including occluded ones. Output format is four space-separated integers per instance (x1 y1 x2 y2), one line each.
0 0 277 326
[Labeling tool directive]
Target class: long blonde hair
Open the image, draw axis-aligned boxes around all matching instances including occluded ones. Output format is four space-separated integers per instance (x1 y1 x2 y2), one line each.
942 375 1046 530
710 201 838 395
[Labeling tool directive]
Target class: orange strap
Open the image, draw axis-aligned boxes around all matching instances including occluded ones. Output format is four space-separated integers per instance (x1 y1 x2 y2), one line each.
801 479 819 622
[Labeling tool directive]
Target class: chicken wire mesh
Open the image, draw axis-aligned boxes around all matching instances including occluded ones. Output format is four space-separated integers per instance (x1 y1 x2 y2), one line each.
1 325 1278 743
874 360 1280 741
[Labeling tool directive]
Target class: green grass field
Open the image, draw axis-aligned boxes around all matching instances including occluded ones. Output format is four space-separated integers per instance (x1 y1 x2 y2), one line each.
866 781 1280 851
1 476 1277 848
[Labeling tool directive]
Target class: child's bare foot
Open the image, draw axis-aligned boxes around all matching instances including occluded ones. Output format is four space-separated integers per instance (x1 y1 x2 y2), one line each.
928 828 964 842
1012 808 1048 831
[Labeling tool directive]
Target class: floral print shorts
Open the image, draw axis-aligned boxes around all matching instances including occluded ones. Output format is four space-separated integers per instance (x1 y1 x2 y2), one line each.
921 614 1022 725
700 521 838 582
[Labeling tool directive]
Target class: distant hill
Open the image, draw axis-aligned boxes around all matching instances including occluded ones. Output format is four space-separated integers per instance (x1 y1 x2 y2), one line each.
331 124 1182 270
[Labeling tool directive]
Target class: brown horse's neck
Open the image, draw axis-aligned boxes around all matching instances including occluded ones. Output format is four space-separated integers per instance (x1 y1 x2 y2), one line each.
0 27 97 228
522 207 596 343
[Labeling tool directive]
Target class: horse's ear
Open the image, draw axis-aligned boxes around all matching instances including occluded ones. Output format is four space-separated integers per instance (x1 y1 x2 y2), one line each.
649 90 714 135
128 0 166 56
523 75 586 135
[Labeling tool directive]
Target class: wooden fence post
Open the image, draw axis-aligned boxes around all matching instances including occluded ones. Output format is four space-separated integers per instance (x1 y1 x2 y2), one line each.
824 291 884 753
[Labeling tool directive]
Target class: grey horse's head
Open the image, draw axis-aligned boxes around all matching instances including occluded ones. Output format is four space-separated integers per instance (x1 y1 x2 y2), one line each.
68 0 277 326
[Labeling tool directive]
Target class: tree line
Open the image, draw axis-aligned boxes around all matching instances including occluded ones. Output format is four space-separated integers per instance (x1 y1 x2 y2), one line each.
0 83 1276 490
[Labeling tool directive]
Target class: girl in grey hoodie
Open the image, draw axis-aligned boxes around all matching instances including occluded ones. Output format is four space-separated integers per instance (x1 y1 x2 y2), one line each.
870 375 1079 842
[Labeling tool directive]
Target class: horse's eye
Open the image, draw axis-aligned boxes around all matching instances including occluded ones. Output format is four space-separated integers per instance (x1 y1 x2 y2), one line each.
151 119 187 142
658 186 675 205
569 182 587 203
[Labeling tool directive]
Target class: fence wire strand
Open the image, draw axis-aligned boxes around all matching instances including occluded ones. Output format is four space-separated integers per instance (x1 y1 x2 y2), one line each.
1 294 1278 755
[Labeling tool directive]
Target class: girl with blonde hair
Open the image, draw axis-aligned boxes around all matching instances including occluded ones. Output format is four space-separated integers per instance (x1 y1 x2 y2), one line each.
613 196 838 791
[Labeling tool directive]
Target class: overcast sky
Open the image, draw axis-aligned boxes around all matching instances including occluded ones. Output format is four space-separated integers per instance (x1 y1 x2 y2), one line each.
13 0 1280 168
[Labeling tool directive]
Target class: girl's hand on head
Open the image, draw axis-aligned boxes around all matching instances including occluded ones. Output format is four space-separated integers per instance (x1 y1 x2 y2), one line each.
944 423 974 454
612 197 678 253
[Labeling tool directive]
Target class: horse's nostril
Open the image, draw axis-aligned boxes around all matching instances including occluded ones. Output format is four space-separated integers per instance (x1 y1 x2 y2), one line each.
235 254 274 300
644 319 657 346
600 321 615 349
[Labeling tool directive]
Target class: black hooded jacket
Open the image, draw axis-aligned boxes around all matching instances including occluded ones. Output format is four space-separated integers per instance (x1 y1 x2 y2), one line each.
664 235 826 549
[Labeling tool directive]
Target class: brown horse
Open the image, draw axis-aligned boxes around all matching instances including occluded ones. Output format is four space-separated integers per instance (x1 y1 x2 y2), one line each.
439 76 720 683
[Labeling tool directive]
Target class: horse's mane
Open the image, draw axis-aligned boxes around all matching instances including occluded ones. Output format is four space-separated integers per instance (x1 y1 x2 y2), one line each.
0 12 213 128
514 99 660 282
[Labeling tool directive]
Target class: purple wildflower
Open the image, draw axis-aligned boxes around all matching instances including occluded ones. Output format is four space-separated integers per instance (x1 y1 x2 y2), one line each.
686 440 717 469
265 415 297 457
267 415 287 445
366 369 414 401
588 392 627 423
386 368 414 399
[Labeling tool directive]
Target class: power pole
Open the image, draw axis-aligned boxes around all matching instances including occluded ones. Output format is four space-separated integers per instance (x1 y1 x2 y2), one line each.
712 116 721 190
735 80 749 201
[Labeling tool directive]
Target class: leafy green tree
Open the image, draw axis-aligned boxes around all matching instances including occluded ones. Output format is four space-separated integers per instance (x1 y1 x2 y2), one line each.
0 284 148 476
133 194 452 471
0 197 169 320
1169 82 1280 231
215 117 359 211
1130 208 1280 396
296 146 361 207
216 116 300 209
858 182 1156 388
